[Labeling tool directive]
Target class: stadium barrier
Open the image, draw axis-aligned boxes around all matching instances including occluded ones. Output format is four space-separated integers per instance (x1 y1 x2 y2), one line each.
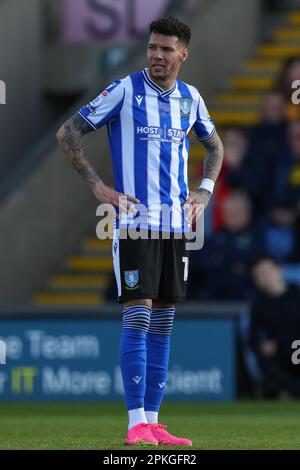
0 302 246 402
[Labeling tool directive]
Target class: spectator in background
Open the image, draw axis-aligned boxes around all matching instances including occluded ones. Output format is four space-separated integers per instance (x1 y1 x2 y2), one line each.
273 120 300 211
261 205 299 263
250 257 300 397
272 121 300 256
212 128 249 230
188 192 263 300
244 91 288 216
250 91 287 155
277 57 300 121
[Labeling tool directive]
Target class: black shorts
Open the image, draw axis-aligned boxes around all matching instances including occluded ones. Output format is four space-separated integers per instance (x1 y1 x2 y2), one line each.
112 229 189 303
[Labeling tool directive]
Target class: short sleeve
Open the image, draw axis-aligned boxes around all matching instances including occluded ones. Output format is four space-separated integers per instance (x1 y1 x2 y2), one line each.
193 94 216 142
77 80 125 130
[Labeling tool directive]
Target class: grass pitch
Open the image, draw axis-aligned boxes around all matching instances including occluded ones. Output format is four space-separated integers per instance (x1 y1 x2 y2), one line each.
0 401 299 450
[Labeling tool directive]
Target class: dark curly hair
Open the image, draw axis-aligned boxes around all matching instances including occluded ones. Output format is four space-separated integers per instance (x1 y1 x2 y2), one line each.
149 17 191 45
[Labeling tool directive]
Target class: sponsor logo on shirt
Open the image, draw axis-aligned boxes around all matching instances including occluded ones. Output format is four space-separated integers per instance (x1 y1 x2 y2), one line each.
87 104 96 114
135 95 144 106
136 126 186 143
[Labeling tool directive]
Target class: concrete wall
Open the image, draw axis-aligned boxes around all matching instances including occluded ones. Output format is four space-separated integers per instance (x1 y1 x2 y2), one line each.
0 129 112 303
180 0 261 100
0 0 102 179
0 0 42 177
42 0 102 94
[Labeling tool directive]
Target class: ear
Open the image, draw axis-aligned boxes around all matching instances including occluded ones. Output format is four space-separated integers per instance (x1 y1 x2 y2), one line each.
181 48 189 62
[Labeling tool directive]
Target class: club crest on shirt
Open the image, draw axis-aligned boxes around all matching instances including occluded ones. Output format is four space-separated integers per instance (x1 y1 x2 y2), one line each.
180 98 192 116
125 270 139 289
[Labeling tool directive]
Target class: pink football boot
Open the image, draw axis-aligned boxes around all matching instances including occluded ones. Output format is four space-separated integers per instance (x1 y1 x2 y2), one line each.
125 423 159 446
149 424 193 446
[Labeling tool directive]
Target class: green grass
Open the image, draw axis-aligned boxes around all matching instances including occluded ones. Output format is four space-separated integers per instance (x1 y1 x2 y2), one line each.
0 402 299 450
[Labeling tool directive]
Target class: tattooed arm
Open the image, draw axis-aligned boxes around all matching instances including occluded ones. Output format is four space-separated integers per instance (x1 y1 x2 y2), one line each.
56 115 139 209
184 131 224 222
198 131 224 207
56 114 100 185
202 131 224 182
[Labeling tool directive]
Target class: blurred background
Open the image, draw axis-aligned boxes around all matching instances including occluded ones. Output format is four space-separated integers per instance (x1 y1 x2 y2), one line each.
0 0 300 403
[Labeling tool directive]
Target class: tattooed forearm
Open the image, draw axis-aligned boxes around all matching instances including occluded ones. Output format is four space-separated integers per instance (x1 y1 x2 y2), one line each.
197 188 211 208
202 131 224 182
56 114 101 187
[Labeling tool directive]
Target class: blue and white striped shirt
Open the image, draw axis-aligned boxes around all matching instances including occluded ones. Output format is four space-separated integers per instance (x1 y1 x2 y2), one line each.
78 68 215 231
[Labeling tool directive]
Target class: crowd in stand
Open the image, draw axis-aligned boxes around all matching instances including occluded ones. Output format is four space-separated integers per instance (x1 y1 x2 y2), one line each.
188 57 300 302
188 57 300 398
248 257 300 398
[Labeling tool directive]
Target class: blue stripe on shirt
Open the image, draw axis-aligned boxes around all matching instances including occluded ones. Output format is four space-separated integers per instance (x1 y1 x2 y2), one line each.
176 81 192 230
158 95 173 229
131 72 148 210
108 116 123 195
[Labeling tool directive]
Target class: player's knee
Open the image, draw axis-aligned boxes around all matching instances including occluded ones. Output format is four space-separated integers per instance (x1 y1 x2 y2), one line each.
124 299 152 309
152 302 175 309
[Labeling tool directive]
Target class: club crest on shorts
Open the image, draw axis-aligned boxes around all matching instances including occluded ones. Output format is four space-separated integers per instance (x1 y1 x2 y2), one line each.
180 98 192 116
124 270 139 289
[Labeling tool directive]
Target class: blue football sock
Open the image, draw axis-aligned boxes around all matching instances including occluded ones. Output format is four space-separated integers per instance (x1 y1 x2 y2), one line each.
120 305 151 411
144 308 175 412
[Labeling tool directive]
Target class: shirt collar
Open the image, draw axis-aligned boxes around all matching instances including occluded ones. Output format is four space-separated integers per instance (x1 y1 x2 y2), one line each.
142 68 177 97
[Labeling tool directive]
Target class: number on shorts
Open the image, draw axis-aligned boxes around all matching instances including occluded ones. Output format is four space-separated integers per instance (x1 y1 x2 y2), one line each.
182 256 189 282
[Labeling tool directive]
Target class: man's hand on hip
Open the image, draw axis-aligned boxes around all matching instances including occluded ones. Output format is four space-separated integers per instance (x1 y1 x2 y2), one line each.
183 188 211 224
92 181 140 217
